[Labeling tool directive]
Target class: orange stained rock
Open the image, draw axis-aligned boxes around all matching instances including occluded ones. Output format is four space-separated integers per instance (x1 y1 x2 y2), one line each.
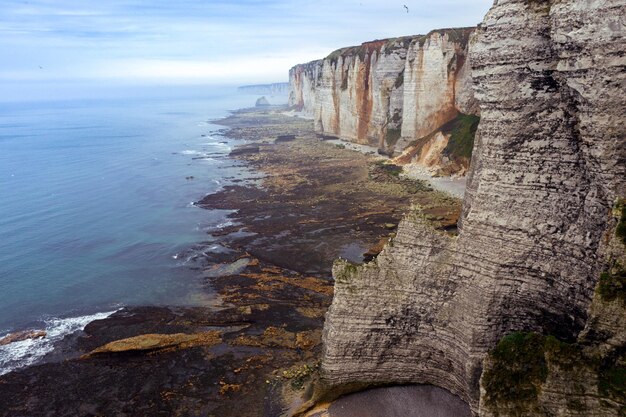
83 331 222 357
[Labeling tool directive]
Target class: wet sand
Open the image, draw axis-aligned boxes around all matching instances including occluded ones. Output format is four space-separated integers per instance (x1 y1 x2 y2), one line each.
0 108 462 417
326 385 472 417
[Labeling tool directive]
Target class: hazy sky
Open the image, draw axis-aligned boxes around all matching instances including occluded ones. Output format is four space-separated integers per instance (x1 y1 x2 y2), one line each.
1 0 493 96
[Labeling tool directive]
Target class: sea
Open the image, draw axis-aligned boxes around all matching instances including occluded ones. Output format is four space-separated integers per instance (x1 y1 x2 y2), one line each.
0 85 286 374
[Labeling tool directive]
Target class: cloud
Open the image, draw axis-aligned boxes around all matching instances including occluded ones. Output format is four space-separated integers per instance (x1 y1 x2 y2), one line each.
88 56 320 83
0 0 494 85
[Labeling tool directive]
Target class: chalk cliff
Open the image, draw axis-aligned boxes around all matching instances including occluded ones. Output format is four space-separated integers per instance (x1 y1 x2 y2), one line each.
238 82 290 95
315 0 626 415
288 28 479 173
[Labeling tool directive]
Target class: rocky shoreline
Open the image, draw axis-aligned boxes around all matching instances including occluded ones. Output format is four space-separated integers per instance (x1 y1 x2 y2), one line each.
0 107 462 417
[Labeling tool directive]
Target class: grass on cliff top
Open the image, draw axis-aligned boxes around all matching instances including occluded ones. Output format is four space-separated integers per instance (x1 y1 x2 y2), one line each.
441 113 480 160
333 259 360 284
324 28 474 64
425 27 474 46
383 36 417 54
326 42 380 65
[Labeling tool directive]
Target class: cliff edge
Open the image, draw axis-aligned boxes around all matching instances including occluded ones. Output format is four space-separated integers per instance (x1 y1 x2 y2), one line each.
315 0 626 415
289 28 479 176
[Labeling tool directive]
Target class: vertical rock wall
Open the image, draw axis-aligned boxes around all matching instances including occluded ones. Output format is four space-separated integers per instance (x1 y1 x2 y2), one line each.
318 0 626 414
288 29 477 152
288 60 321 117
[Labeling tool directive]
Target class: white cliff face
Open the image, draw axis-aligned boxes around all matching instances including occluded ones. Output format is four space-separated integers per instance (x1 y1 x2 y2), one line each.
288 29 478 155
400 33 463 144
288 61 320 118
315 0 626 415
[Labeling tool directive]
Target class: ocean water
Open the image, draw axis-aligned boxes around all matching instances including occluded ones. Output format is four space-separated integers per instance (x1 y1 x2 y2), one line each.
0 87 284 373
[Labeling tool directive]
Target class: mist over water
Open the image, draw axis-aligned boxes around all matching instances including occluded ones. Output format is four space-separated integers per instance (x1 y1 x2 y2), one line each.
0 86 283 333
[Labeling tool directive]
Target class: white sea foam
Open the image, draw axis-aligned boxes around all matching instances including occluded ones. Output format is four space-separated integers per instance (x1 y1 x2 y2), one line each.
0 309 118 376
172 244 234 266
180 150 202 155
202 142 229 148
215 220 235 229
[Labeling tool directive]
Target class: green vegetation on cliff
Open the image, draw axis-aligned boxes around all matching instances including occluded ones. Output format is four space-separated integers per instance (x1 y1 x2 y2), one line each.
483 333 592 415
441 113 480 160
385 128 402 148
484 330 625 415
599 360 626 404
333 259 360 284
597 266 626 304
482 332 549 410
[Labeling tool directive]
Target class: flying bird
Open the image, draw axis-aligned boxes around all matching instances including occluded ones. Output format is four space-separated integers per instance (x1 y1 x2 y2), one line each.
403 4 409 13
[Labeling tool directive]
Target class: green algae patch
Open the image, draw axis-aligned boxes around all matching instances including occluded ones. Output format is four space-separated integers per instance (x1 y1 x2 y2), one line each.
482 332 549 409
373 160 402 177
282 362 320 391
441 113 480 160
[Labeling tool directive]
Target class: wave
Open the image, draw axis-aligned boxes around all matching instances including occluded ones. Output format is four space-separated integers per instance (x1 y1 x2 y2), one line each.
0 309 118 376
180 149 203 156
214 220 235 229
172 242 235 266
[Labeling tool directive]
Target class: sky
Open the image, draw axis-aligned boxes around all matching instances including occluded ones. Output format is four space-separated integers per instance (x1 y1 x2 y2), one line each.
0 0 493 100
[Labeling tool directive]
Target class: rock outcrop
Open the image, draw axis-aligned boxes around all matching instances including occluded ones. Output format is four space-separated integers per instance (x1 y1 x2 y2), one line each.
317 0 626 414
288 28 479 171
255 96 271 107
83 331 222 357
0 330 46 346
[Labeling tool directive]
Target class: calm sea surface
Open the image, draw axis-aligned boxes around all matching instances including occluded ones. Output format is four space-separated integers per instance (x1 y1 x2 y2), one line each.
0 88 276 341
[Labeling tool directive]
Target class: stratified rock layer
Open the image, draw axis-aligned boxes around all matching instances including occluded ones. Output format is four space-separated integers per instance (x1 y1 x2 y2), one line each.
320 0 626 414
288 29 477 155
